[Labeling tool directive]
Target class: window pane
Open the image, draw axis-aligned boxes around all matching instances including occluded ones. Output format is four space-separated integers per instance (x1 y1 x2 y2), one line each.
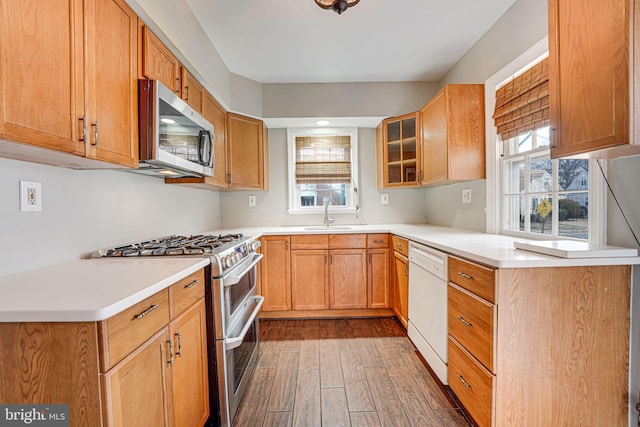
558 193 588 239
529 158 552 193
529 194 553 236
504 159 525 194
515 132 532 153
536 126 550 148
557 159 589 191
503 195 525 232
299 184 347 207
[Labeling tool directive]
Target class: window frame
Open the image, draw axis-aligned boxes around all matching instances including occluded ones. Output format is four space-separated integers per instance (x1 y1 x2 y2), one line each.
286 127 359 214
484 37 607 243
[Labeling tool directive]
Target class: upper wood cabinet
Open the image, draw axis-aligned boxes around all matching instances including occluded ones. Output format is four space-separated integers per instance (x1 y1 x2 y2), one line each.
0 0 138 168
548 0 640 158
202 92 229 188
227 112 269 190
376 112 421 188
181 68 204 114
85 0 139 168
420 84 485 186
140 24 181 94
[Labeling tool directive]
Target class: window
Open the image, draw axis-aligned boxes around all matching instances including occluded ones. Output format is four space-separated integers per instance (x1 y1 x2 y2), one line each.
502 126 590 239
287 128 359 213
485 37 606 243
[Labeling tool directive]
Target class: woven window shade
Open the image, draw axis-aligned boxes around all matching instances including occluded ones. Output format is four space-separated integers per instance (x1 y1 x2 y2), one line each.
493 58 549 141
295 135 351 184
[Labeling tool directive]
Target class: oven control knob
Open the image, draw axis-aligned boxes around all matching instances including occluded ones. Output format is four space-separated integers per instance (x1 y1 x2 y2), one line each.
234 253 242 263
224 255 234 268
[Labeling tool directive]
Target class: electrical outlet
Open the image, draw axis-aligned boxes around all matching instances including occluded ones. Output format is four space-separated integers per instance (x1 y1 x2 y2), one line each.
462 188 471 204
20 181 42 212
381 194 389 205
248 195 257 207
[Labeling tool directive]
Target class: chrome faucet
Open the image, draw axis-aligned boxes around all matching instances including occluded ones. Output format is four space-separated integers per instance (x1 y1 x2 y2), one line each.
324 198 335 227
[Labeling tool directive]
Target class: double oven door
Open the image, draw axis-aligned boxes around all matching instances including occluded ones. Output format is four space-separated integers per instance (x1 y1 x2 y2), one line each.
210 253 264 427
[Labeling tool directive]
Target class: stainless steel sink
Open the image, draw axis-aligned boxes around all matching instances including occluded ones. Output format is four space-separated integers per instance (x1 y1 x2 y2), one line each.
303 226 353 231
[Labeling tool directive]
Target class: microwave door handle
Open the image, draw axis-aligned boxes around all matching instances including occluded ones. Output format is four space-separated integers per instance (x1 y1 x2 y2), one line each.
197 130 213 166
223 253 264 287
225 296 265 350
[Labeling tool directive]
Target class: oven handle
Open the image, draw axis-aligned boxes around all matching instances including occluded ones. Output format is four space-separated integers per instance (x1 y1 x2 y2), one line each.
225 295 265 350
223 253 264 287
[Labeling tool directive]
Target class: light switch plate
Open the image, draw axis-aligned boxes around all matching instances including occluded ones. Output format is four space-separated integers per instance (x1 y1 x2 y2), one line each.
20 180 42 212
381 194 389 205
248 195 257 207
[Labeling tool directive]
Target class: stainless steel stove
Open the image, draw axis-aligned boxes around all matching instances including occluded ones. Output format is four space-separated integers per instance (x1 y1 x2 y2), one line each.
93 233 261 277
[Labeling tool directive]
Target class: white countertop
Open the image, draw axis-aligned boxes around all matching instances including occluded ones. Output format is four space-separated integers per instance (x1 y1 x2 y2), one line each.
0 257 209 322
1 223 638 323
216 224 640 268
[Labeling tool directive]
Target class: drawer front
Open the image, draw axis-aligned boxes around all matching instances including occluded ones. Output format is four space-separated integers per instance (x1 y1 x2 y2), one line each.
391 235 408 256
448 284 495 372
329 233 366 249
169 269 205 319
448 256 495 303
100 290 169 371
367 233 389 248
448 336 494 427
291 234 329 250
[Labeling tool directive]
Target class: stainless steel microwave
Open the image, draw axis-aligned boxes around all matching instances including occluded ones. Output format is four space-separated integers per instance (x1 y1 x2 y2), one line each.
136 79 214 178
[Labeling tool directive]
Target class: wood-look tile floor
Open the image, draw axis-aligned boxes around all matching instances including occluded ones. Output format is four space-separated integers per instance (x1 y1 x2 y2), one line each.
233 318 471 427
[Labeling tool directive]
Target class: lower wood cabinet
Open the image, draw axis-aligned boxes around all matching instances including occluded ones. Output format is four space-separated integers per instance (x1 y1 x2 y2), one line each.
447 255 631 427
0 269 209 427
260 236 291 311
291 249 329 310
391 235 409 328
262 234 391 315
102 327 174 427
329 249 367 309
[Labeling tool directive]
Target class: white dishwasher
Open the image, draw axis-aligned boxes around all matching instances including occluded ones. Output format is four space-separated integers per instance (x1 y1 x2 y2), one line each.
407 241 448 384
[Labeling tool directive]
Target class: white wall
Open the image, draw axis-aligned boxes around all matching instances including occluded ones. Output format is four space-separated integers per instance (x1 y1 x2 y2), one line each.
219 128 428 227
0 157 221 276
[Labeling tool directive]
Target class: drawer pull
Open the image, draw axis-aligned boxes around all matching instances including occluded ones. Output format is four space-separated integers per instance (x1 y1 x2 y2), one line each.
457 374 472 389
457 316 472 327
167 338 174 366
457 272 473 280
373 240 385 243
133 304 159 319
395 243 403 247
184 279 199 289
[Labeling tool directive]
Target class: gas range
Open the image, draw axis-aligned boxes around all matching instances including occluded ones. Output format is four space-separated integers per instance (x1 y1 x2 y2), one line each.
92 233 261 277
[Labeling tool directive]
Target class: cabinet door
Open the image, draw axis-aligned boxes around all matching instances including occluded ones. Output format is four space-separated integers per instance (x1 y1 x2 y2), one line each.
227 113 266 189
330 249 367 309
261 236 291 311
141 26 181 94
392 252 409 328
85 0 138 167
379 112 420 187
181 68 204 114
0 0 85 155
421 90 448 185
368 249 390 308
170 299 209 427
291 250 329 310
102 328 174 427
203 92 228 188
549 0 630 157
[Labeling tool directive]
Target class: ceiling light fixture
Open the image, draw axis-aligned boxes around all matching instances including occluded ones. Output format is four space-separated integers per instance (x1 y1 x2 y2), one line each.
314 0 360 14
316 120 331 126
160 118 176 124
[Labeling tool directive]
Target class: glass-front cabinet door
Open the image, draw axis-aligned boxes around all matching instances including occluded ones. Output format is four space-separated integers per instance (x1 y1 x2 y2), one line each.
379 112 420 187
